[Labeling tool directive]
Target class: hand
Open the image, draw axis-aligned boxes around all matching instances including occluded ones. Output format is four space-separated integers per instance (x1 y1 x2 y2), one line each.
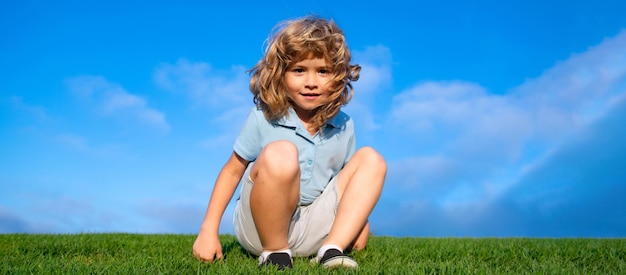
192 231 223 262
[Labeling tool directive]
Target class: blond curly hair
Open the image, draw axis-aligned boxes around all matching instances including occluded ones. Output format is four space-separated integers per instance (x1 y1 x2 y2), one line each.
249 15 361 131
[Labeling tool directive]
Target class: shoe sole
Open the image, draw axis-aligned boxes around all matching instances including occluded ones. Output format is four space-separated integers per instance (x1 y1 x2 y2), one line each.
322 256 358 269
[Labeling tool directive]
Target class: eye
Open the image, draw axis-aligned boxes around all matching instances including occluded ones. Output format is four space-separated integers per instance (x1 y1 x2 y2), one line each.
292 68 305 73
318 69 330 75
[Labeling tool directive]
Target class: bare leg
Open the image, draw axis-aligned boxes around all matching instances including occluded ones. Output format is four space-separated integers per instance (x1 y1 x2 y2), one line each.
348 222 370 252
249 141 300 251
324 146 386 250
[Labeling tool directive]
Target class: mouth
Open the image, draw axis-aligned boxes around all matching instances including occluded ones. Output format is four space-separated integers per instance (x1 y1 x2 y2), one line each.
300 93 321 99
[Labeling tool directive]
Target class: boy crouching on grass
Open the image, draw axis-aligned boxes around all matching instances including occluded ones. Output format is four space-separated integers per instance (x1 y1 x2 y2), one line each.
193 15 386 270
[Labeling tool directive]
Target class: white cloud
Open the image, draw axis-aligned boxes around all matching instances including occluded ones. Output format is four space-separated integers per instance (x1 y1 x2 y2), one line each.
346 45 394 135
197 105 251 150
8 96 51 122
56 133 90 150
352 45 393 97
7 189 121 233
0 207 30 233
135 198 207 234
66 75 170 132
153 59 253 148
372 30 626 236
512 30 626 139
387 81 533 190
344 102 380 133
56 133 125 156
388 30 626 183
153 58 249 109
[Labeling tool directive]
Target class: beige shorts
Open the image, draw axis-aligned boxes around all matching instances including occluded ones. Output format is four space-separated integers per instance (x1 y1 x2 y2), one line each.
233 165 338 257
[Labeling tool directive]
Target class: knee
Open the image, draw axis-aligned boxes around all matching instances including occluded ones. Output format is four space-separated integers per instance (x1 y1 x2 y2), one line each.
257 140 299 176
356 146 387 174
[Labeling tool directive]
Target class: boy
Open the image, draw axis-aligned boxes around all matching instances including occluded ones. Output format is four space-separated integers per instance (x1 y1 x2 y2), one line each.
193 15 386 270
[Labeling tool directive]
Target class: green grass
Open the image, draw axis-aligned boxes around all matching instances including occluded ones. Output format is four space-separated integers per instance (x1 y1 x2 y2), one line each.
1 234 625 274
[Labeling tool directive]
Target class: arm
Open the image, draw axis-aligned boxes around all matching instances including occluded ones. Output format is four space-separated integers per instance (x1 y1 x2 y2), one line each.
193 151 249 262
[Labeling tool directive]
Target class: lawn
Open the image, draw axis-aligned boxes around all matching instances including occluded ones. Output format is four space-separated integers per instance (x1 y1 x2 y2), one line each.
1 234 625 274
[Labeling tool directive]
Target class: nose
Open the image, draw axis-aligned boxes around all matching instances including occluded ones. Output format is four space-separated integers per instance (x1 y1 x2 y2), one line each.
304 72 318 89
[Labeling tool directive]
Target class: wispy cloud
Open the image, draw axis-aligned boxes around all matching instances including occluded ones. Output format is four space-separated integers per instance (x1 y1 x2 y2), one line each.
56 133 125 157
352 45 393 97
66 75 170 132
8 96 51 122
154 58 249 109
135 198 207 233
387 30 626 190
512 30 626 138
493 97 626 237
373 30 626 237
345 45 394 136
8 31 622 237
199 104 253 149
0 207 30 233
1 190 119 234
154 59 252 149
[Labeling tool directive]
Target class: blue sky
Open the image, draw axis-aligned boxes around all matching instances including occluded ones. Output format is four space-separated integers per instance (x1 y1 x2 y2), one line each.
1 0 625 237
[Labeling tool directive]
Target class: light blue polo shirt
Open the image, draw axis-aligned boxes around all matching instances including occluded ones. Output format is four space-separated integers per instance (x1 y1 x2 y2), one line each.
234 106 356 205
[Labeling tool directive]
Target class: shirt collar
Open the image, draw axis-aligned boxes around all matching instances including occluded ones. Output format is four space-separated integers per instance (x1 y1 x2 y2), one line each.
325 113 342 128
274 107 341 129
273 107 300 128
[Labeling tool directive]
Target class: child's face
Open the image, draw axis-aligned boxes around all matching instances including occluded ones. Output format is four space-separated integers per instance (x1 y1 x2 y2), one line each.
284 56 333 120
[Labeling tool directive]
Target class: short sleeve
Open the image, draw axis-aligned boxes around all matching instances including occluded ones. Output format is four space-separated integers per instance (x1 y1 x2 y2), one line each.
233 108 263 161
344 119 356 164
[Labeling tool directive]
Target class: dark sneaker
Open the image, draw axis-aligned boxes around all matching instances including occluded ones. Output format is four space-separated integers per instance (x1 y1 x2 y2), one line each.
258 252 293 270
312 248 358 269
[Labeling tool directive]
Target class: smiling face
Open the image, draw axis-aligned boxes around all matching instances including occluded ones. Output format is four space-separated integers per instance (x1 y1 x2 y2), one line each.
284 56 334 122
